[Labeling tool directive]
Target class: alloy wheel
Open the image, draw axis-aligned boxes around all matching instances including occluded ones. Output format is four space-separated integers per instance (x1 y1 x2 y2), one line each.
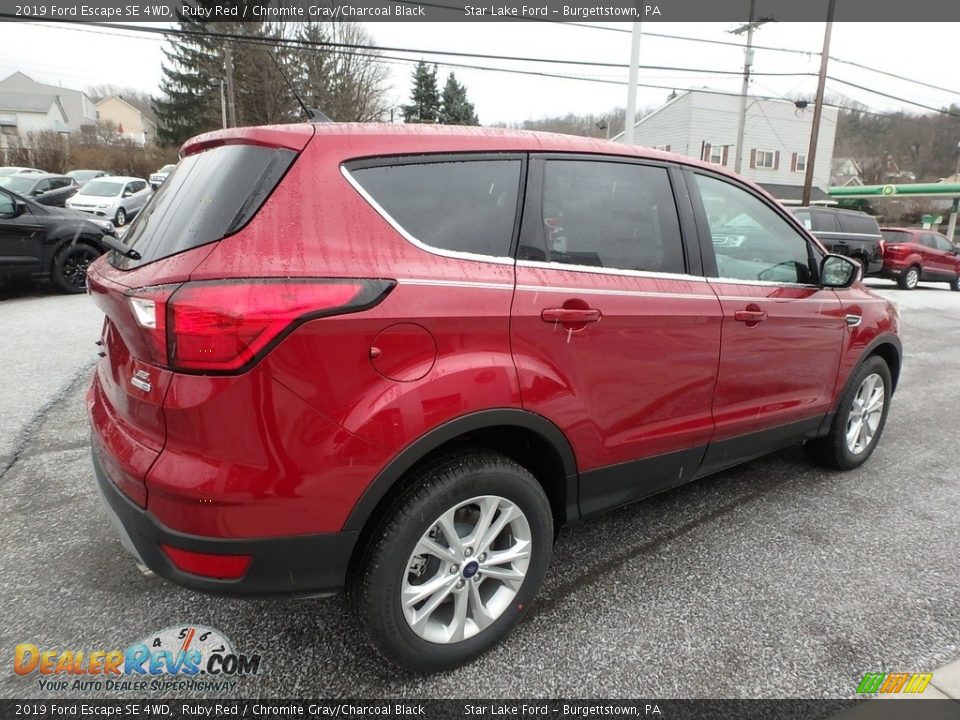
401 495 531 644
905 267 919 289
61 248 97 290
845 372 885 455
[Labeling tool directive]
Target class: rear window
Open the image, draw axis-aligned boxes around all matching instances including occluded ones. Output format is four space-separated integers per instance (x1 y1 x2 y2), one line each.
113 144 296 269
881 229 911 244
348 158 522 259
838 213 880 235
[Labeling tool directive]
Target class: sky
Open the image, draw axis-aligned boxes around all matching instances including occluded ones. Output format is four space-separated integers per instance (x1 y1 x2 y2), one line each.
0 21 958 126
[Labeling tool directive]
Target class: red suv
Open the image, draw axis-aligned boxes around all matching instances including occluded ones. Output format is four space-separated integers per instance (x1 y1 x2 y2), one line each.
87 124 901 672
880 226 960 291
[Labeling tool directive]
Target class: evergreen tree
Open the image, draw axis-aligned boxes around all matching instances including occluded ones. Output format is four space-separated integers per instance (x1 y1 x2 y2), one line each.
153 13 224 146
439 73 479 125
402 61 440 124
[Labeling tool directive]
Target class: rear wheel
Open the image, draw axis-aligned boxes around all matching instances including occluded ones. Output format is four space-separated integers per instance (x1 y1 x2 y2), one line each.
897 265 920 290
804 355 892 470
51 243 100 294
352 451 553 672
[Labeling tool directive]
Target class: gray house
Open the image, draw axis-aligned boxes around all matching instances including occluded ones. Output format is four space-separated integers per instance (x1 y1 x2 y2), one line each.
614 90 838 204
0 71 97 133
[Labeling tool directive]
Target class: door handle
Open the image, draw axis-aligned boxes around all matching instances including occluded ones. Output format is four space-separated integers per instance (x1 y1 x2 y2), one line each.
541 308 602 324
733 309 768 324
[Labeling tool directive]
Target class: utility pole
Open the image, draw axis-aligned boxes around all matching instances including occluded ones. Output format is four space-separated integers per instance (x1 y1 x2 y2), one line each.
224 41 237 128
730 0 769 174
220 80 227 129
623 23 643 145
802 0 836 206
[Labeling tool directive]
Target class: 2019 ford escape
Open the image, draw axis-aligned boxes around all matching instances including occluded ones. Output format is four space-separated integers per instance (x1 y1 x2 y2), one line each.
87 124 901 672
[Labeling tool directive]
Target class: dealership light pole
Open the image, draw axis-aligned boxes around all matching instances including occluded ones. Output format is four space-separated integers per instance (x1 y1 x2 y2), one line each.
623 23 643 145
801 0 836 206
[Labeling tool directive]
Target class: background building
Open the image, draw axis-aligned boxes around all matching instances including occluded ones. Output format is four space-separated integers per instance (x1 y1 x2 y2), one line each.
615 90 838 205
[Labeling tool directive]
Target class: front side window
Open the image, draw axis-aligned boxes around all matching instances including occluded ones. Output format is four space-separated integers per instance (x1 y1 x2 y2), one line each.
933 234 955 252
813 211 840 233
0 191 15 215
524 159 685 275
695 173 814 284
350 159 522 259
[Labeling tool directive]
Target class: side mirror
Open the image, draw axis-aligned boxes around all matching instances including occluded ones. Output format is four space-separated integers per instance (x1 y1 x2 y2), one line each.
30 189 42 196
820 254 859 289
122 191 133 198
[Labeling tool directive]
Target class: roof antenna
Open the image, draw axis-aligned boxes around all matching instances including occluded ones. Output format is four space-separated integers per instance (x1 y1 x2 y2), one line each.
267 50 332 123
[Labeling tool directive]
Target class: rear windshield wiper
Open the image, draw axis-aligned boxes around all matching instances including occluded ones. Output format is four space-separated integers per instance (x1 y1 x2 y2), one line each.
101 234 141 261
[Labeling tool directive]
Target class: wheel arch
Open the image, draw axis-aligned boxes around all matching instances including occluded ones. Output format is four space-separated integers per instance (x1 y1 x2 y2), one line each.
48 233 106 271
819 334 901 436
342 409 579 538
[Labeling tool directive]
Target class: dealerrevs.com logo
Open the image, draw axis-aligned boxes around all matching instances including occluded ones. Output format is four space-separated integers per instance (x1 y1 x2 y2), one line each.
14 625 262 693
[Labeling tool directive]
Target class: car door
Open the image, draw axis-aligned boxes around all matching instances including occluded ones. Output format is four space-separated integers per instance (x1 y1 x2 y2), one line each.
687 171 846 475
128 181 149 212
931 233 960 279
0 190 47 273
511 156 722 516
919 233 950 278
42 177 73 207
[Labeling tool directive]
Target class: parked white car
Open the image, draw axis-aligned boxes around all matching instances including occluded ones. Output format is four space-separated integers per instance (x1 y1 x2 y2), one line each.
0 166 45 177
65 176 151 227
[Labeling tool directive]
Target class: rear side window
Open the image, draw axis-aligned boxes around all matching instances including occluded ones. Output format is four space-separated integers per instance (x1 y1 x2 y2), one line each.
113 144 296 269
838 213 880 235
881 229 911 244
349 159 521 258
524 160 684 274
812 211 840 233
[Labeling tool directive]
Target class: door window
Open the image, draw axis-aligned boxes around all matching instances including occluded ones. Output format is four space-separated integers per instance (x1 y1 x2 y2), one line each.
920 233 938 249
525 160 685 274
350 159 522 258
838 213 880 235
33 179 51 194
0 191 15 215
813 211 840 233
695 173 815 284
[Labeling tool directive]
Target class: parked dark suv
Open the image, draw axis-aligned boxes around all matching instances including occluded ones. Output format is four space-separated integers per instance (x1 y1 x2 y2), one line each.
88 125 902 672
0 186 118 292
789 206 884 275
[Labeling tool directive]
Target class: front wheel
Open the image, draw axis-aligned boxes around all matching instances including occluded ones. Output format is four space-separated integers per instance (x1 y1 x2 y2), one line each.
950 274 960 292
804 356 892 470
51 243 101 293
352 451 553 672
114 207 126 227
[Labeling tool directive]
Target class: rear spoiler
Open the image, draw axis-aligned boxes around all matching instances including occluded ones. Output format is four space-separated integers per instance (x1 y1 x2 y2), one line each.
180 124 316 157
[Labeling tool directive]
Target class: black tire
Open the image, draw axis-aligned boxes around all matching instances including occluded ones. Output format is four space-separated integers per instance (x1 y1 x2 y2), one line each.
897 265 920 290
950 274 960 292
352 451 553 672
51 243 101 294
114 207 126 227
804 355 892 470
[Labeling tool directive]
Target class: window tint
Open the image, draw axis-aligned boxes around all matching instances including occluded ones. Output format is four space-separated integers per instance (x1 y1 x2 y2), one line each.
838 213 880 235
115 144 296 269
695 174 814 284
933 235 955 252
523 160 684 274
0 191 14 215
919 233 939 249
813 211 840 232
33 179 51 193
881 229 911 244
351 159 521 258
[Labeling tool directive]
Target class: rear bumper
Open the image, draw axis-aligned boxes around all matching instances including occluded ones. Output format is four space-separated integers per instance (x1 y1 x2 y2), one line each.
92 446 358 596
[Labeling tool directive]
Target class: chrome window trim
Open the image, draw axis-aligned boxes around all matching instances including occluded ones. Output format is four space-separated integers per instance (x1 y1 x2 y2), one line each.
399 278 514 291
516 283 716 300
516 259 709 283
709 276 821 290
340 165 515 266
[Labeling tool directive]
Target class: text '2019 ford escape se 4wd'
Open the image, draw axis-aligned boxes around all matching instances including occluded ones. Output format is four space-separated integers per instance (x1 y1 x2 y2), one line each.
87 124 901 672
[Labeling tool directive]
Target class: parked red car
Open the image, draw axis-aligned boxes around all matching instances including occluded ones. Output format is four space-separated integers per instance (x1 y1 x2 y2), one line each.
87 124 901 672
880 227 960 290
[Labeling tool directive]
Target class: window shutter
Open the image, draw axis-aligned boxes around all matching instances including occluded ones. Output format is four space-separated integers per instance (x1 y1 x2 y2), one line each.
791 153 798 172
703 143 712 162
665 145 671 152
749 149 756 169
721 146 729 166
774 151 780 170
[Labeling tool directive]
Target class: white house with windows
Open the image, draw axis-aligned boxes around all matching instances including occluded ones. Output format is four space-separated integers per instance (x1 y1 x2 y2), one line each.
614 90 838 204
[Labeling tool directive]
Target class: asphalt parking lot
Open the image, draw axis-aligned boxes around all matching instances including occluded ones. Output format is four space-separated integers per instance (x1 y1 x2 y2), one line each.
1 277 958 699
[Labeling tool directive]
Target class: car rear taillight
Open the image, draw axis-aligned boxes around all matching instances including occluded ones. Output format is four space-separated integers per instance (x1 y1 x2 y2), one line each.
126 279 393 373
885 244 906 256
878 238 885 254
